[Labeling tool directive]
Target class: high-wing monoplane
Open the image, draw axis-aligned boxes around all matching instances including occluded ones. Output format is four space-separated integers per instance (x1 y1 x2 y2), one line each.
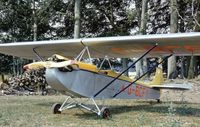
0 33 198 118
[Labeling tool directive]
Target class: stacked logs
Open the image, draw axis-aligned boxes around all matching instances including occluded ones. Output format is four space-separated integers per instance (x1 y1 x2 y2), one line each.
0 55 70 96
0 69 55 96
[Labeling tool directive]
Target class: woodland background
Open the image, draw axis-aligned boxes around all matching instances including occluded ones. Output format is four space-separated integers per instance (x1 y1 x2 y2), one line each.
0 0 200 80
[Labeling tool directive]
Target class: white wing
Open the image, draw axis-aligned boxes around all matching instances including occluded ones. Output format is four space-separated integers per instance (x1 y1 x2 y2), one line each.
0 33 200 59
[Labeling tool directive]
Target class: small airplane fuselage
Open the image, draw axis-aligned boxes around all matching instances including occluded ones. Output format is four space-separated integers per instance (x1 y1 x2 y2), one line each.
45 66 161 99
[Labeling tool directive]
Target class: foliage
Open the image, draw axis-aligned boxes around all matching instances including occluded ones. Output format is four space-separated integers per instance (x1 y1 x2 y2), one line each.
0 54 13 74
148 0 170 34
0 0 200 76
80 0 135 37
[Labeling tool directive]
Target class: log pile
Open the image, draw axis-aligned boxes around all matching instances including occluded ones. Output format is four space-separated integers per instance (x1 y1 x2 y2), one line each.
0 69 55 96
0 55 67 96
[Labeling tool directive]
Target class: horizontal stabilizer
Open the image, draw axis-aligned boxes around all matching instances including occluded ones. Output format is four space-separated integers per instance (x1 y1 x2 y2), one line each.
151 83 192 90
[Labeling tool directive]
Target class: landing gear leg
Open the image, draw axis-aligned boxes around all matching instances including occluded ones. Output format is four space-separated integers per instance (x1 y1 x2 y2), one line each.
52 96 111 119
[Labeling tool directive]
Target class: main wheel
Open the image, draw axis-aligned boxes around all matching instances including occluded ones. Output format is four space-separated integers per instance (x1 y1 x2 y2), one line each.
52 103 61 114
100 107 111 119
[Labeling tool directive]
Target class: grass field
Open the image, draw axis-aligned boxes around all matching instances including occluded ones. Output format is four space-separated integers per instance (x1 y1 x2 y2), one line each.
0 95 199 127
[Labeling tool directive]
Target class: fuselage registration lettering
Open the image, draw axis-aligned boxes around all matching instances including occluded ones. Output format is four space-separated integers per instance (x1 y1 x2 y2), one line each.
120 84 146 97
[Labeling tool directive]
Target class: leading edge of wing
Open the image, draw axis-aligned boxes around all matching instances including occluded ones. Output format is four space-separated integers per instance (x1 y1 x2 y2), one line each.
82 32 200 57
0 32 200 59
83 32 200 45
0 39 85 60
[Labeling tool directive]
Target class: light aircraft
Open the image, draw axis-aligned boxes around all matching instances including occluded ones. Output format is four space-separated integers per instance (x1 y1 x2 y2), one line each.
0 33 198 119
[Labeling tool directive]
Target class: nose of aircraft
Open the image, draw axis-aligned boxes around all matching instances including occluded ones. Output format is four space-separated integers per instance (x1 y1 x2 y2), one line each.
23 65 29 71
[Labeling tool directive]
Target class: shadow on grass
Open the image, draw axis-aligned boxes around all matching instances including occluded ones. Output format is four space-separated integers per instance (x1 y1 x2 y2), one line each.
74 104 200 120
135 100 200 105
36 101 200 120
36 102 58 107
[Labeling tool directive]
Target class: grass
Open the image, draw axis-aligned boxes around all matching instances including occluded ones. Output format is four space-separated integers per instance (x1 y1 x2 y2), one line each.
0 95 199 127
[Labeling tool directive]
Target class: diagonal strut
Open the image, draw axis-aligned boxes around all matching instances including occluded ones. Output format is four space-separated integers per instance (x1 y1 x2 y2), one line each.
112 54 173 98
93 44 158 98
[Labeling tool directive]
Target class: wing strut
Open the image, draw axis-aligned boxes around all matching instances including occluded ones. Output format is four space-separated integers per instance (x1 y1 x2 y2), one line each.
112 54 173 98
75 46 92 63
93 44 158 98
98 56 113 70
33 48 44 61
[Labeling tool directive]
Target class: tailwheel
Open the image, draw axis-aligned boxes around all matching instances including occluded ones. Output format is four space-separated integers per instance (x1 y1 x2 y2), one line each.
100 107 111 119
156 99 161 103
52 103 61 114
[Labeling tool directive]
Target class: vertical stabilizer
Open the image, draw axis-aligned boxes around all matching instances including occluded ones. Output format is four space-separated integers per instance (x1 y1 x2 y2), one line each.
149 67 164 85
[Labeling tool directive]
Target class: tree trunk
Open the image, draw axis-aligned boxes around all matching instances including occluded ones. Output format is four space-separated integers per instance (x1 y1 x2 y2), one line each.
143 57 148 78
136 0 148 78
33 0 37 41
194 56 198 77
119 0 128 75
188 1 200 79
122 58 129 76
12 56 16 75
180 56 185 79
188 55 195 79
168 0 178 79
168 56 177 79
170 0 178 33
187 55 197 79
135 0 142 27
32 0 38 92
74 0 81 39
1 74 5 82
140 0 147 35
185 56 190 77
135 60 142 79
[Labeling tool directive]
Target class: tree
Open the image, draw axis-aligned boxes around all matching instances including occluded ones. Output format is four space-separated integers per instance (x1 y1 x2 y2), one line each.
0 54 13 80
74 0 81 39
185 0 200 79
81 0 135 74
135 0 148 78
122 58 128 76
167 0 178 79
80 0 134 37
32 0 37 41
140 0 148 35
148 0 170 34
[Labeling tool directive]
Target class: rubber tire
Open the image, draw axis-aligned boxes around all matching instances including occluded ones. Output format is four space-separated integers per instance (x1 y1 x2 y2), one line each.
157 99 161 103
52 103 61 114
101 107 111 119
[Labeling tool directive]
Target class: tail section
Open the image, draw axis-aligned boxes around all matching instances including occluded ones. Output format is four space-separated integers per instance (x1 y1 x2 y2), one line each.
149 67 164 85
150 67 192 90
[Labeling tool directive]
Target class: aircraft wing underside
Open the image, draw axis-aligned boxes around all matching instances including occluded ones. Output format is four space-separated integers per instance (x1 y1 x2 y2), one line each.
0 33 200 59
